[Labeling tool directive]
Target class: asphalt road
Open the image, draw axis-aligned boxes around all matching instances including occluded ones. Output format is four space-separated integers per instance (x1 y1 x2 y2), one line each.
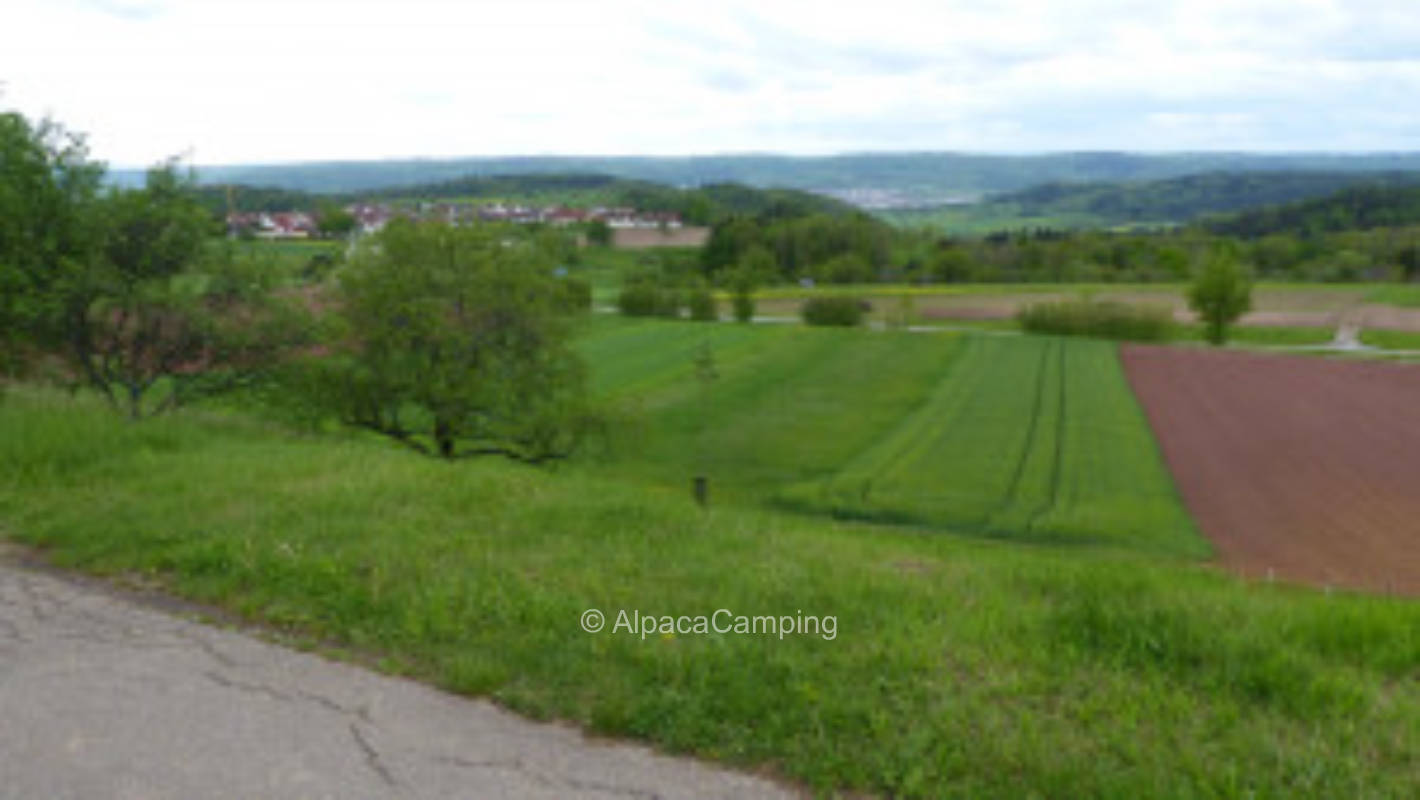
0 560 797 799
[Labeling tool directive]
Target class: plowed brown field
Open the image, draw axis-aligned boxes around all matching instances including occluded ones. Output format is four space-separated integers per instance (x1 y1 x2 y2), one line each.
1122 346 1420 594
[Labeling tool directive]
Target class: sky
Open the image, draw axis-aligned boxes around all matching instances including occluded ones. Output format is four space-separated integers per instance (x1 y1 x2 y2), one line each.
3 0 1419 166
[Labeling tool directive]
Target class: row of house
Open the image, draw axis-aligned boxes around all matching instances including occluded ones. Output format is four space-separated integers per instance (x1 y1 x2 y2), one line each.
225 211 321 239
228 203 684 239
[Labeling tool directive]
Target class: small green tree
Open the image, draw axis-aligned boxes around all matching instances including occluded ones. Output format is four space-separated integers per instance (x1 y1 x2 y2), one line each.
293 219 591 462
1188 250 1253 346
1395 244 1420 283
585 219 612 247
730 279 755 323
316 203 356 239
687 282 717 322
887 293 917 329
728 247 771 323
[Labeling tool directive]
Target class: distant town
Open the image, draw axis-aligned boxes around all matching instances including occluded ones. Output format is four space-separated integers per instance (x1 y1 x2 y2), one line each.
225 202 686 240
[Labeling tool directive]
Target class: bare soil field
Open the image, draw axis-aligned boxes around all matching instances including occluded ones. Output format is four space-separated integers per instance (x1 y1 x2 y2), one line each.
1122 346 1420 594
612 227 710 249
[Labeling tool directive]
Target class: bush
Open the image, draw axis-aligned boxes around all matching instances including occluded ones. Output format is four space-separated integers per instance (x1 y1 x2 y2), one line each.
1017 300 1176 342
687 287 718 322
802 296 865 327
559 276 593 312
732 289 755 323
618 284 682 318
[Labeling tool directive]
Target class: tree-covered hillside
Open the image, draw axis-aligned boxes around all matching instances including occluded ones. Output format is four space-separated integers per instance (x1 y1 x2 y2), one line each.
1204 184 1420 237
986 171 1420 225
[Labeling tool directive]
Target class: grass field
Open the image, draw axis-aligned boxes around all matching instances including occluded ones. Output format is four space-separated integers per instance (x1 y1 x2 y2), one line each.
574 318 961 504
573 319 1201 557
778 335 1204 557
2 385 1418 797
1364 284 1420 308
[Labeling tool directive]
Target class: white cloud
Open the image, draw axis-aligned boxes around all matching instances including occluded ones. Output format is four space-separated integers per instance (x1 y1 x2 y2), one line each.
2 0 1419 164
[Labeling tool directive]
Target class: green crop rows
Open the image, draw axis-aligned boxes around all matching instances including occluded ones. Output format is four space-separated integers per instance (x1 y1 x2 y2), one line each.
577 318 1203 558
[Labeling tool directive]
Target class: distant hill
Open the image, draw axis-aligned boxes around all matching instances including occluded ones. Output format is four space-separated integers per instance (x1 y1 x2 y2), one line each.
112 152 1420 201
1204 184 1420 237
363 172 856 219
981 171 1420 225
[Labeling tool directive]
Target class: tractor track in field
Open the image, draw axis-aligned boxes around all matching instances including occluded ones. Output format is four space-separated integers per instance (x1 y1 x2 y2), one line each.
1025 340 1068 534
991 339 1057 532
998 341 1052 508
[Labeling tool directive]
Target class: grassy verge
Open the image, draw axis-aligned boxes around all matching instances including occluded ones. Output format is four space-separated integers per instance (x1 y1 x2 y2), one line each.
1364 284 1420 308
2 387 1418 797
1199 325 1336 347
1360 329 1420 350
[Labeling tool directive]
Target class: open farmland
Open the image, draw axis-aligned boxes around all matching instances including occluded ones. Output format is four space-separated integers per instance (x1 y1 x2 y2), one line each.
577 319 1202 558
781 336 1204 557
7 320 1420 796
1123 346 1420 593
751 283 1420 334
575 318 963 500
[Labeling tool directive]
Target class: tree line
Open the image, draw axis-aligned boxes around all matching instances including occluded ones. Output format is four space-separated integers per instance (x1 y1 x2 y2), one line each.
687 202 1420 288
2 110 594 463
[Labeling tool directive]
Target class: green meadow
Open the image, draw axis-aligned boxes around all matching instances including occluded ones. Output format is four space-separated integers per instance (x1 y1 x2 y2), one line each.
3 320 1419 797
577 320 1199 557
780 335 1202 557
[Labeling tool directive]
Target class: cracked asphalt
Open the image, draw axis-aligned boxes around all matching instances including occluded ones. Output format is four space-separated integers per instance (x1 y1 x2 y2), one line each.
0 562 798 799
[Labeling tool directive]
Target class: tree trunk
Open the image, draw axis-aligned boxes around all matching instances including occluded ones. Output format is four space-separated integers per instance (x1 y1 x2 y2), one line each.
435 419 455 459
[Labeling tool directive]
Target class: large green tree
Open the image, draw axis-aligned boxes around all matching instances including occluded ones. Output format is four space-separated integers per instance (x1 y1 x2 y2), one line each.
0 111 104 376
3 111 301 416
79 165 303 417
293 219 591 462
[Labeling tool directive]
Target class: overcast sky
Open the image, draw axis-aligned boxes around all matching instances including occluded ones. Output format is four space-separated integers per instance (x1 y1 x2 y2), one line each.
4 0 1419 166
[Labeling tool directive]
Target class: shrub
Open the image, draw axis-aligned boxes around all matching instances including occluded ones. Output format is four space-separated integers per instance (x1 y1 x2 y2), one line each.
1017 300 1176 342
802 296 865 327
732 288 755 323
559 276 593 312
618 284 682 318
687 287 718 322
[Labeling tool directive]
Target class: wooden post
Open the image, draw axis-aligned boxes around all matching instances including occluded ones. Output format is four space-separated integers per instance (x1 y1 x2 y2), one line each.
693 476 708 507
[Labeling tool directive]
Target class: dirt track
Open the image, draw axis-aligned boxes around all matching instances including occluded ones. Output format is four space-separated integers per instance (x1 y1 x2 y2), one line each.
1122 346 1420 594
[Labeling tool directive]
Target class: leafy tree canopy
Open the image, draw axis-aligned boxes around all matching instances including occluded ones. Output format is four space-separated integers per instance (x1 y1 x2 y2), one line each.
291 219 592 462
